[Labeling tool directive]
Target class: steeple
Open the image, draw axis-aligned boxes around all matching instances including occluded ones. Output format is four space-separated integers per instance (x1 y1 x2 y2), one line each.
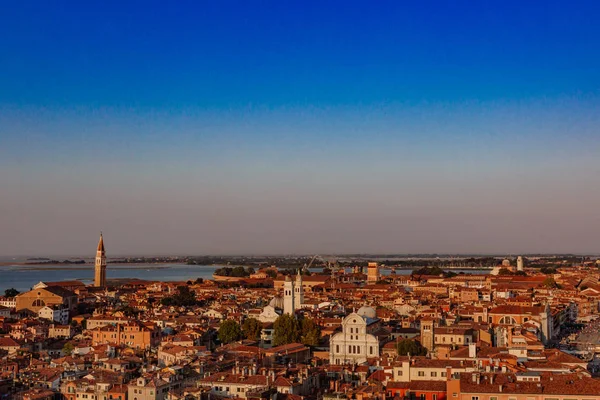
283 274 295 315
294 268 304 310
94 232 107 287
97 232 105 252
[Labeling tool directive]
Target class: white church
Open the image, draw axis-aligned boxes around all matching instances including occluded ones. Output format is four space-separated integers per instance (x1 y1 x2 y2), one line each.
258 271 304 323
329 306 381 365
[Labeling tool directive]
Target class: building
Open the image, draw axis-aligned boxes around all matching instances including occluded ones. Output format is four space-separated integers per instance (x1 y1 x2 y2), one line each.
95 232 107 287
447 372 600 400
15 286 77 316
283 271 304 315
128 375 179 400
420 318 436 353
488 304 553 344
48 324 73 339
38 305 69 325
283 276 295 315
517 256 524 271
91 321 161 349
433 327 475 347
330 306 381 365
0 297 17 308
294 271 304 310
367 262 380 284
198 372 268 399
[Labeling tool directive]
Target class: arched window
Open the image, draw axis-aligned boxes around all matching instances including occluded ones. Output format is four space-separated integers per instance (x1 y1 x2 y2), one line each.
499 316 517 325
32 299 45 307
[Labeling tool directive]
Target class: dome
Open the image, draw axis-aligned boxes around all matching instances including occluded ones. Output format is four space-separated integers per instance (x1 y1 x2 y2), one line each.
356 306 377 319
269 296 284 309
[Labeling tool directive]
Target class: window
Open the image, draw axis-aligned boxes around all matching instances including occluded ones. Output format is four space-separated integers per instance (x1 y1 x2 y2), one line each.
420 395 426 400
370 346 374 354
433 396 437 400
441 372 446 377
336 345 339 353
490 397 497 400
431 372 437 377
499 316 517 325
471 397 479 400
452 394 457 398
418 371 425 377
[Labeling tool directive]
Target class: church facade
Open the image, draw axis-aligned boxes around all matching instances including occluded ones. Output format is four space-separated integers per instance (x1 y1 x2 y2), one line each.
329 306 380 365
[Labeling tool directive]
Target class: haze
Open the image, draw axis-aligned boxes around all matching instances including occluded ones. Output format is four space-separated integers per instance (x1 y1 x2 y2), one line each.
1 2 599 256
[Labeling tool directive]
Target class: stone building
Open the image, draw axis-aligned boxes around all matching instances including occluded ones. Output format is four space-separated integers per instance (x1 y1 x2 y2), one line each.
16 286 77 316
329 306 380 365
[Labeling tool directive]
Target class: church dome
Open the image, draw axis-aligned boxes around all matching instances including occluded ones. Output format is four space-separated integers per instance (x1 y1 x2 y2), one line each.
269 296 284 310
356 306 377 319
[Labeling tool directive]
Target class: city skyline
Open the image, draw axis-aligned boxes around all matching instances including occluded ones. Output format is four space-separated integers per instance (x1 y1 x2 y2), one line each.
2 2 600 255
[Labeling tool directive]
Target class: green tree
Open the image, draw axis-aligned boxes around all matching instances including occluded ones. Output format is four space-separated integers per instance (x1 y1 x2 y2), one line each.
540 267 557 275
396 339 427 356
63 342 75 356
273 314 300 346
218 320 242 344
265 269 277 278
4 288 19 298
242 317 263 341
542 277 560 289
176 286 197 306
161 297 175 306
300 318 321 346
498 268 513 276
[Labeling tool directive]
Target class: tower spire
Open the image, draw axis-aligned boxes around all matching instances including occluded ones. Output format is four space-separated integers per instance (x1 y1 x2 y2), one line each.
97 232 105 252
95 232 107 287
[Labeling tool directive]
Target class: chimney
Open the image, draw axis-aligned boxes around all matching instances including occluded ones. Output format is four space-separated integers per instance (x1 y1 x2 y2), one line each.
472 373 477 383
469 343 477 358
499 384 503 392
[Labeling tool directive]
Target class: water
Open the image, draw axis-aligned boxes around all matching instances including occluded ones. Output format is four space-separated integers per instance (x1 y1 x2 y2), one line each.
0 263 491 292
0 263 221 292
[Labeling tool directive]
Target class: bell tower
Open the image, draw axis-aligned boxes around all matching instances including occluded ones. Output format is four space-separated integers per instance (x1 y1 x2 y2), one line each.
294 269 304 309
94 232 107 287
283 275 295 315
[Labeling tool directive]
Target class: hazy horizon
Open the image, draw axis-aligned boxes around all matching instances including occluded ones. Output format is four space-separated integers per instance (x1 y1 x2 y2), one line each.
2 2 599 256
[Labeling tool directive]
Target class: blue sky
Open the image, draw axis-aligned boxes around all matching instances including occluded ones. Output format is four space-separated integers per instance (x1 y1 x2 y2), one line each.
1 1 599 255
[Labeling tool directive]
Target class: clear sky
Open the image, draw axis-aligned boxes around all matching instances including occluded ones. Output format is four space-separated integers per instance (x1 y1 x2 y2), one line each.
1 1 599 256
